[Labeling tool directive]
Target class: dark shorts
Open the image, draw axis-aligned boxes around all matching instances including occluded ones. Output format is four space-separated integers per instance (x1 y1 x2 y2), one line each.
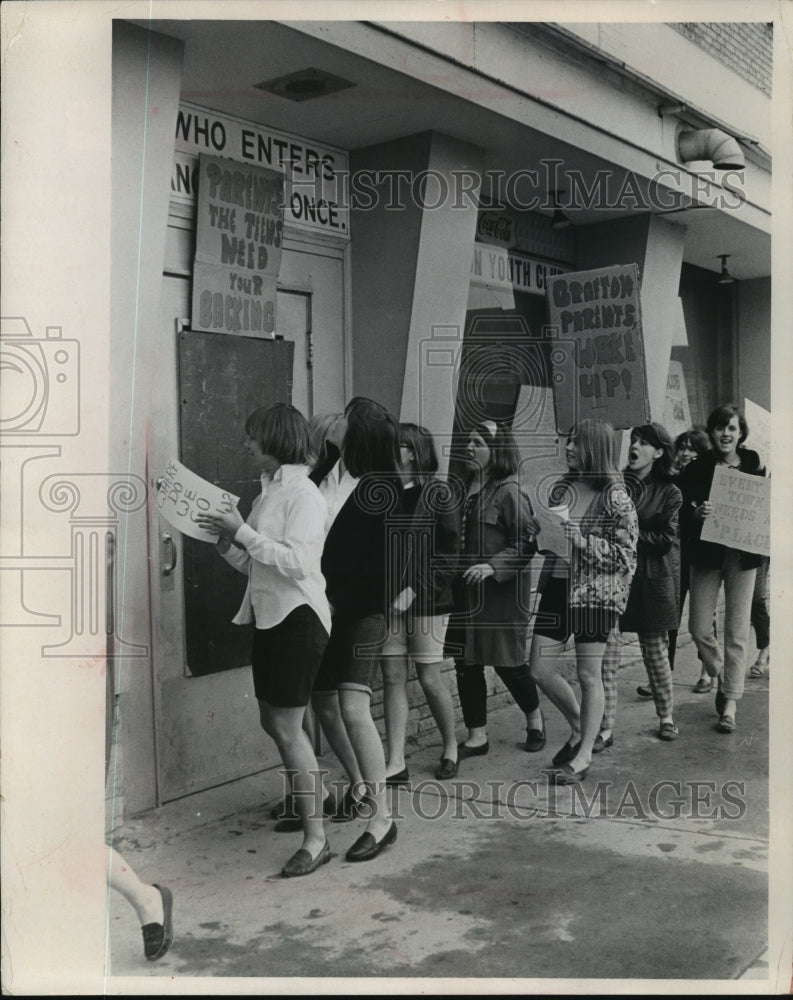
251 605 329 708
313 612 387 694
533 576 618 645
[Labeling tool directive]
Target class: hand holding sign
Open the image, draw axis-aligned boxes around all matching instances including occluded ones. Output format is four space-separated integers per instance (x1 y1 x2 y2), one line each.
157 458 241 543
194 507 245 544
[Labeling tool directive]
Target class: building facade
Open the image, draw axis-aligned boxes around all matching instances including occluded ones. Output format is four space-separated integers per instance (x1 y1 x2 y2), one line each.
110 18 772 814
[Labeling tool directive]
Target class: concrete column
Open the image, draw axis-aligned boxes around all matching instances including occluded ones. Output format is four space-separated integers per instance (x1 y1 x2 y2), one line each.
350 132 484 470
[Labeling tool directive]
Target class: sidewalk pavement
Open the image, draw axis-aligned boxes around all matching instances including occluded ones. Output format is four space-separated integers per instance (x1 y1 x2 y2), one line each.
107 632 771 990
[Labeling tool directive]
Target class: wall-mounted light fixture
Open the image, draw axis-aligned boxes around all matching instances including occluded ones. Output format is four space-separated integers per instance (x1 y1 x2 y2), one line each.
716 254 736 284
677 128 745 170
549 191 571 230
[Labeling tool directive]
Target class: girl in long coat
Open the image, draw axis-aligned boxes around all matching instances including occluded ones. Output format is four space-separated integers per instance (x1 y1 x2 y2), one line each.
599 423 682 747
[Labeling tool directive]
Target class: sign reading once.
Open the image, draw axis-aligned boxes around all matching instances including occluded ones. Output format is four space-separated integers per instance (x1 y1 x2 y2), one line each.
700 465 770 557
546 263 650 431
191 153 283 337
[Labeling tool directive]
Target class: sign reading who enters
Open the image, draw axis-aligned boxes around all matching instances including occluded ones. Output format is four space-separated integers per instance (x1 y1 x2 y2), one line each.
172 102 350 239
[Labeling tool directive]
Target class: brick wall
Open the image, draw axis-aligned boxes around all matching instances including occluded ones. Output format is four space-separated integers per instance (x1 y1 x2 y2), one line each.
670 23 772 96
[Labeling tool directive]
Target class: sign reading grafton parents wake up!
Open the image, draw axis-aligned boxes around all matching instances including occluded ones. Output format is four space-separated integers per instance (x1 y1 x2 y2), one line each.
192 153 283 338
701 465 770 557
546 264 650 431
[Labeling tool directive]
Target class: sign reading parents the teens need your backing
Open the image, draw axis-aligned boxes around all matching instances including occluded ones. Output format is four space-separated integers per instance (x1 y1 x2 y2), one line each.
191 153 284 338
700 465 770 557
546 263 650 431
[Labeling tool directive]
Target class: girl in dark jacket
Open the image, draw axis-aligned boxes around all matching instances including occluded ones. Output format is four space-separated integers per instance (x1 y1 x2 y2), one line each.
445 420 543 758
380 424 461 781
677 404 767 734
599 423 682 745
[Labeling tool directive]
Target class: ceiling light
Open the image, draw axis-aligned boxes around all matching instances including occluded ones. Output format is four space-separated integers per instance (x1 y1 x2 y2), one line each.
717 254 736 284
254 68 355 102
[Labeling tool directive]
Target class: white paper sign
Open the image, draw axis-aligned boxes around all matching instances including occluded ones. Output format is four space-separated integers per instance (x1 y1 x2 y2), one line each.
535 503 571 558
663 360 692 440
700 465 770 557
743 398 771 470
157 459 240 542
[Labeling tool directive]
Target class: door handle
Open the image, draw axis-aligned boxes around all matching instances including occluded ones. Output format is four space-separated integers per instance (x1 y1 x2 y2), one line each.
162 531 178 576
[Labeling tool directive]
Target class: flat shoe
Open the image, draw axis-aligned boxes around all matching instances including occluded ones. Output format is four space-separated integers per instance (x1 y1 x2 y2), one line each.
717 714 736 734
715 687 726 717
550 763 589 785
435 757 459 780
592 733 613 754
636 685 653 698
523 713 546 753
281 839 332 878
142 884 173 961
385 767 410 787
457 740 489 759
749 664 764 678
693 677 712 693
551 739 581 767
659 722 679 741
345 822 397 862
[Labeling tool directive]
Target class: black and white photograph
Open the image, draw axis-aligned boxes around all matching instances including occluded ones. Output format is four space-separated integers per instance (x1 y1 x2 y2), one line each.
2 1 792 993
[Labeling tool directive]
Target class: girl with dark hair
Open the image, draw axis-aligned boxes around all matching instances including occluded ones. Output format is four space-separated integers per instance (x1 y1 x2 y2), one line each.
198 403 333 877
445 420 544 759
311 396 404 862
380 424 460 781
678 404 767 733
529 419 638 783
598 423 682 748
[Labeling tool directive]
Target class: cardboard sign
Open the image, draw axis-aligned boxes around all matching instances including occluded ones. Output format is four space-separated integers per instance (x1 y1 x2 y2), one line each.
744 398 771 470
547 263 650 431
663 360 692 440
191 153 284 337
700 465 770 557
157 459 240 543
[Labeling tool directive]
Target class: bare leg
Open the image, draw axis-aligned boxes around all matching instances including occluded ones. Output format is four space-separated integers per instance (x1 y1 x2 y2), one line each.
380 654 410 775
529 633 581 742
106 846 163 925
416 660 458 761
338 688 392 841
567 640 606 772
311 690 364 787
259 701 326 856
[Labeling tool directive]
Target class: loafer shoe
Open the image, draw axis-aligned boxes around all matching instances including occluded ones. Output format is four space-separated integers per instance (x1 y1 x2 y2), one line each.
281 839 332 878
523 712 546 753
717 714 736 734
142 884 173 961
457 740 489 759
659 722 679 741
385 767 410 787
550 763 589 785
693 677 712 693
435 757 459 780
551 739 581 767
592 733 613 754
636 685 653 698
345 822 397 862
330 789 366 823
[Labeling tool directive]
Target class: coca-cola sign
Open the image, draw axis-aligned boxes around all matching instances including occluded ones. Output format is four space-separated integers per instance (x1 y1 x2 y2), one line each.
477 211 513 245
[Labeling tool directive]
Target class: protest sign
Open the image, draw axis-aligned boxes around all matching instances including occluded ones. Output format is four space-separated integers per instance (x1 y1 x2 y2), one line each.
547 263 650 431
534 503 570 559
743 398 771 470
700 465 770 557
191 153 283 337
157 458 240 542
663 360 692 440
